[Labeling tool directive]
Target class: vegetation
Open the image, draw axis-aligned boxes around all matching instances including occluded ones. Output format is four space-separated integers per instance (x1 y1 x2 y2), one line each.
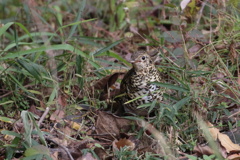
0 0 239 159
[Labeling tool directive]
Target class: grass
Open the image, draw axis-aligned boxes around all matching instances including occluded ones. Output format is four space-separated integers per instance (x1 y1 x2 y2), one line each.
0 0 240 159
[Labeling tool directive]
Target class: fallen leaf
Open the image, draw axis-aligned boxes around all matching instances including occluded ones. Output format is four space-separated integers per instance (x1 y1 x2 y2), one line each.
58 94 68 107
227 153 240 160
193 144 214 156
113 138 135 151
28 105 42 117
94 147 108 160
180 0 191 10
207 122 240 153
95 111 134 140
93 72 124 91
51 151 59 160
80 152 97 160
229 41 238 64
50 109 65 122
70 121 81 130
238 74 240 86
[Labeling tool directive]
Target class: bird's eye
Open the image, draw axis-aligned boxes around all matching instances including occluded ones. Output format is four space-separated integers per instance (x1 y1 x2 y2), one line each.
141 56 146 60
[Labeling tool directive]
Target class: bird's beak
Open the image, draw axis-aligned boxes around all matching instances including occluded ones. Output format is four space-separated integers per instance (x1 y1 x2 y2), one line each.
131 60 141 64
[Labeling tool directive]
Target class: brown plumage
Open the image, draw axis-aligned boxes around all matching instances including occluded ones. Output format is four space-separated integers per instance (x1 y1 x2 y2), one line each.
118 51 163 116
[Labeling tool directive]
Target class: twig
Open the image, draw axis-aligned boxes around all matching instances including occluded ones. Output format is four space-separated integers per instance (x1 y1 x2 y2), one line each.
38 107 49 127
45 136 74 160
0 84 35 99
196 0 209 27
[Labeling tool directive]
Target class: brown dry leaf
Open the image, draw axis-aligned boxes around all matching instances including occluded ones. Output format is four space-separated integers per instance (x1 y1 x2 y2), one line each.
28 105 42 117
50 136 68 147
4 135 15 141
193 144 214 156
227 153 240 160
229 41 238 64
50 109 65 122
58 94 67 107
0 156 6 160
94 147 108 160
61 126 75 138
93 72 124 91
113 138 135 151
238 74 240 86
51 151 59 160
188 44 202 59
93 72 125 100
207 122 240 153
40 100 46 109
79 152 97 160
95 111 134 140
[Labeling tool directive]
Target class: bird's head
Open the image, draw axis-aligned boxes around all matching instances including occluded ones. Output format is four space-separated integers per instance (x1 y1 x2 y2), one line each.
131 52 153 72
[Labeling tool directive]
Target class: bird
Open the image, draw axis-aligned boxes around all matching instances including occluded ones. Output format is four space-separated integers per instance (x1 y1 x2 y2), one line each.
117 51 163 116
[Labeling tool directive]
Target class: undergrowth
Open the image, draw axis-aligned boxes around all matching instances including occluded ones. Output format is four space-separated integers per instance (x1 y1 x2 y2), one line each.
0 0 239 159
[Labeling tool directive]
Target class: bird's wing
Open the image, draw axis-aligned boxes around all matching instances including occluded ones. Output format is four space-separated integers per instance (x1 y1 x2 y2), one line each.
120 68 134 94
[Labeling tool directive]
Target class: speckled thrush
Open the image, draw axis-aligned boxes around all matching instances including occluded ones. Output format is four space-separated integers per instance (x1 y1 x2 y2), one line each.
118 51 163 116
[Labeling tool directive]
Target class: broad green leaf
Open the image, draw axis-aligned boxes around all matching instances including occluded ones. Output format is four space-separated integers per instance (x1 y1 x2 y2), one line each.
24 145 50 157
163 31 182 43
186 155 198 160
1 130 21 138
0 117 14 123
17 59 43 81
21 111 32 147
28 112 47 146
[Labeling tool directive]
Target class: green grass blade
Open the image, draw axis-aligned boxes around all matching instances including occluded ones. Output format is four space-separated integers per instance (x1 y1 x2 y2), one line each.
0 22 14 37
94 39 124 56
18 32 58 41
17 59 46 81
14 22 32 39
68 0 86 39
76 55 84 88
152 82 190 92
1 44 88 60
173 96 191 112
